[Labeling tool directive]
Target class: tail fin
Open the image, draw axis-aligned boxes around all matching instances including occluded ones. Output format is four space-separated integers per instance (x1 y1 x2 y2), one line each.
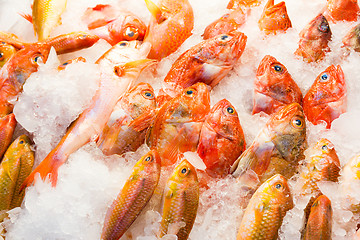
21 150 66 190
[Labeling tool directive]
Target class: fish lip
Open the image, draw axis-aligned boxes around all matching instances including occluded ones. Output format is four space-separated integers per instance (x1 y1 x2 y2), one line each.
264 1 286 16
229 32 247 58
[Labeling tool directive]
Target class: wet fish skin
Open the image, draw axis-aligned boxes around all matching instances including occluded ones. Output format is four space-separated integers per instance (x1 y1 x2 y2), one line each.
342 23 360 52
295 14 332 63
303 65 346 129
227 0 262 8
159 159 199 240
197 99 246 178
0 113 17 161
258 0 292 34
101 150 161 240
0 42 17 68
236 174 294 240
144 0 194 60
146 82 210 166
323 0 360 22
253 55 302 115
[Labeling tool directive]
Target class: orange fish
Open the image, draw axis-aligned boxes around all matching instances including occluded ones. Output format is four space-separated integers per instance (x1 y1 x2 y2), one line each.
0 42 50 117
323 0 360 22
231 103 306 185
202 8 248 40
101 150 161 240
0 114 17 162
98 82 157 156
303 65 346 128
144 0 194 60
146 83 210 166
82 4 147 45
342 23 360 52
236 174 294 240
227 0 262 9
22 41 155 188
158 159 199 240
253 55 302 115
258 0 292 34
0 42 17 68
160 32 247 103
57 57 86 71
303 195 332 240
295 14 332 63
197 99 246 178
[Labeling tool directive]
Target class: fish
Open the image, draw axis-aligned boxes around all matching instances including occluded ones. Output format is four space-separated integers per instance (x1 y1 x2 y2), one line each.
236 174 294 240
197 99 246 178
0 42 17 68
97 82 157 156
202 8 248 40
82 4 147 46
252 55 302 115
227 0 262 9
303 195 332 240
22 41 155 188
158 159 199 240
101 150 161 240
303 65 346 129
144 0 194 60
146 82 210 166
160 31 247 103
341 154 360 212
0 114 17 161
323 0 360 22
342 23 360 52
0 42 50 117
258 0 292 34
0 32 27 50
57 57 86 71
32 0 67 40
294 14 332 63
231 103 307 185
0 135 34 212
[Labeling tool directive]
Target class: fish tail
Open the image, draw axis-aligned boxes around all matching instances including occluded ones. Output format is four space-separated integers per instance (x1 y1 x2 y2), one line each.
21 149 65 190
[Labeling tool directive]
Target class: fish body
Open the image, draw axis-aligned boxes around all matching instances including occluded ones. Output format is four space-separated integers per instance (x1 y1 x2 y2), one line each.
0 42 17 68
161 32 247 101
231 103 306 184
303 195 332 240
303 65 346 128
144 0 194 60
23 41 154 187
258 0 292 34
202 8 248 40
227 0 262 8
295 14 332 63
197 99 246 178
236 174 294 240
101 150 161 240
82 4 147 45
342 23 360 52
0 42 50 117
146 83 210 166
0 135 34 211
32 0 67 40
159 159 199 240
253 55 302 115
98 82 157 156
0 114 17 161
323 0 360 22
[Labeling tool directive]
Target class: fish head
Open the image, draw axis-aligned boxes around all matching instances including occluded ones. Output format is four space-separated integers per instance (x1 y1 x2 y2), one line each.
108 14 147 42
342 23 360 52
325 0 360 21
304 65 346 107
256 55 290 87
258 0 292 33
268 103 306 161
168 159 198 187
132 150 161 176
299 14 331 41
305 195 332 239
74 32 100 45
5 135 33 160
0 42 17 68
120 82 156 119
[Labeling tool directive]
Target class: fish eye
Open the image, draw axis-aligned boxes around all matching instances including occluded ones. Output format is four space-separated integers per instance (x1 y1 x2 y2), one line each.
32 54 43 65
275 183 283 189
119 41 129 47
19 140 24 144
144 155 153 162
319 22 329 33
319 72 329 82
291 117 304 129
219 34 230 41
179 166 190 177
124 27 139 41
272 64 284 73
321 144 328 151
0 52 3 60
226 106 235 114
142 90 154 99
185 88 196 96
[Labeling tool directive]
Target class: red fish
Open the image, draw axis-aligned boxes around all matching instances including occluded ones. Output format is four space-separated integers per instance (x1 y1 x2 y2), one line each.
323 0 360 22
227 0 262 9
294 14 332 63
303 65 346 128
342 23 360 52
253 55 302 115
0 113 16 161
57 57 86 71
0 42 17 68
202 8 248 40
160 32 247 103
197 99 246 178
0 42 50 117
258 0 292 34
98 82 157 156
82 4 147 45
146 83 210 166
144 0 194 60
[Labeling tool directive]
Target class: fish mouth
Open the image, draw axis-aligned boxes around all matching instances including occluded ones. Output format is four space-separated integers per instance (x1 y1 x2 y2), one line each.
256 55 277 76
264 1 286 16
272 103 304 121
229 31 247 57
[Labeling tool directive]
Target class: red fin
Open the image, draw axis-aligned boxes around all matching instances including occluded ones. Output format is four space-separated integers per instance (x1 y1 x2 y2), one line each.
129 110 156 132
159 128 186 166
21 150 65 190
19 12 33 23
